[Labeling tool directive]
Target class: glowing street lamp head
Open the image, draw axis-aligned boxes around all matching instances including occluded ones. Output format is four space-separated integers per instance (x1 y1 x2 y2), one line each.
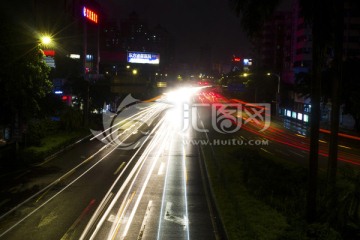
132 69 138 75
40 35 52 46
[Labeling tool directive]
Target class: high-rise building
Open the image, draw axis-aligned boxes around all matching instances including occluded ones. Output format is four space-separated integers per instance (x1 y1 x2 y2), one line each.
254 11 293 81
290 0 360 115
343 1 360 59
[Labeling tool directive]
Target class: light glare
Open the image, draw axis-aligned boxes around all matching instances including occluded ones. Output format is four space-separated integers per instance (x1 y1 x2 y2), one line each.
41 36 52 45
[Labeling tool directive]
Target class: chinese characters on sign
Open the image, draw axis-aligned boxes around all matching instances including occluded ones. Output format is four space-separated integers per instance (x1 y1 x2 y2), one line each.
127 51 160 64
83 7 98 23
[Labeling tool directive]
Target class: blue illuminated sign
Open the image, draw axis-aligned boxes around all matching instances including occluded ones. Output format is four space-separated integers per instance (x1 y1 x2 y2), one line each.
127 52 160 64
243 58 252 66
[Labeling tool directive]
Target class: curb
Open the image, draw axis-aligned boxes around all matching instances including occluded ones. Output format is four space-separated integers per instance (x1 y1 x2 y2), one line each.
198 144 229 240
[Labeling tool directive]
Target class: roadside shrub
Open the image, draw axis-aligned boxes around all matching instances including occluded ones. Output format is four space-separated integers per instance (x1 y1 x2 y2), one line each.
26 118 59 146
60 107 83 131
318 167 360 238
21 130 87 164
306 223 342 240
235 148 308 215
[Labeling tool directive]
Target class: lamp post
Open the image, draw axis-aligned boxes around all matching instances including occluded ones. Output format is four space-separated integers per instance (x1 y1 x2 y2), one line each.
267 73 281 116
241 72 257 102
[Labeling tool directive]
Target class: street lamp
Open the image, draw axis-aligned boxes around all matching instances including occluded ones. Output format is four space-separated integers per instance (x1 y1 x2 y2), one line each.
267 73 281 116
39 34 54 53
240 72 256 102
40 35 52 46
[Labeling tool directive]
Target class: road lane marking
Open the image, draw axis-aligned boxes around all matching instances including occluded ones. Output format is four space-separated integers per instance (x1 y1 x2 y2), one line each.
114 162 126 175
59 169 76 181
260 148 273 155
0 144 120 238
95 193 114 223
339 145 351 149
37 211 58 228
319 140 327 143
81 118 167 240
36 186 53 203
239 136 247 141
137 200 153 240
110 191 136 240
157 138 174 239
61 199 96 240
108 214 116 223
274 149 290 156
158 162 165 175
182 143 190 234
134 141 141 149
164 202 189 228
121 134 169 239
288 149 305 158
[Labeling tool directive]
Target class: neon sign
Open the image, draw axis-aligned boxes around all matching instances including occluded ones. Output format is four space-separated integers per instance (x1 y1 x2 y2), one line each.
83 7 98 23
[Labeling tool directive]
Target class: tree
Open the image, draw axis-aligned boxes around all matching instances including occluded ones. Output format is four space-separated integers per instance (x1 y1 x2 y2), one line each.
0 17 52 129
229 0 281 39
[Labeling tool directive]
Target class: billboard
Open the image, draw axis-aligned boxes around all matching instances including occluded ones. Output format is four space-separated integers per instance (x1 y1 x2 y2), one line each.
127 52 160 64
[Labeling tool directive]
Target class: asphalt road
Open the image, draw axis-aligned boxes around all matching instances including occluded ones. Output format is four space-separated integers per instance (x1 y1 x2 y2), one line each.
0 91 220 240
198 88 360 170
1 86 359 240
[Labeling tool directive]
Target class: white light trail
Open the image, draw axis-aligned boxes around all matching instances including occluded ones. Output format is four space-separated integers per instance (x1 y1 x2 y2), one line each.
81 117 168 240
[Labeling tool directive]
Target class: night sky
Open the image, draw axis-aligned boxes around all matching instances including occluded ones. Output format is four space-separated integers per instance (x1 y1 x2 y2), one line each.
96 0 253 64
